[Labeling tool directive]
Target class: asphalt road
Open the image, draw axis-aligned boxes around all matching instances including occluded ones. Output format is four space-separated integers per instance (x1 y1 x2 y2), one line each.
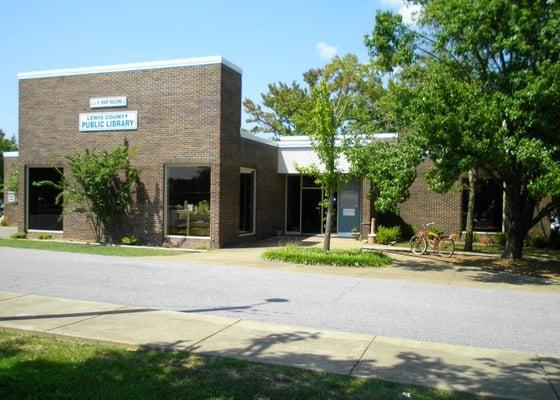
1 247 559 356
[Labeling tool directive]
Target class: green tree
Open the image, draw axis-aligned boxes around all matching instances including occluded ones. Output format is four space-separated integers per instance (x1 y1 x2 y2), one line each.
244 55 384 251
0 129 18 192
38 139 140 243
244 54 383 139
364 0 560 259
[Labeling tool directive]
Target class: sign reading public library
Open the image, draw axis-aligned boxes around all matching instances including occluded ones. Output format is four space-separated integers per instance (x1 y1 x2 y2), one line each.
90 96 127 108
79 111 138 132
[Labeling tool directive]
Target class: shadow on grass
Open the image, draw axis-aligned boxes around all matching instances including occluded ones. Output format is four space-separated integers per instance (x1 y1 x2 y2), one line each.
0 329 477 400
1 328 557 400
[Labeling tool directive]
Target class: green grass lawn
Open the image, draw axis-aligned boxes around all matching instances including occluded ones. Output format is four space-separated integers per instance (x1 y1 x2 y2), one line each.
0 329 477 400
0 238 183 257
263 245 392 267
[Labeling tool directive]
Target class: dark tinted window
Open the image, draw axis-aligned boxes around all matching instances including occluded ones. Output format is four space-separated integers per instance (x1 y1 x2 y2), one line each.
28 167 63 231
286 175 301 232
239 171 255 234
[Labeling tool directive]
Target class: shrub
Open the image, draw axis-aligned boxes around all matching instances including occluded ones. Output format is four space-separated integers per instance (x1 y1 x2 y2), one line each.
0 216 7 226
428 225 444 236
121 235 138 246
38 233 52 240
400 223 415 239
530 235 549 249
376 225 401 245
494 233 506 246
10 232 27 239
262 244 391 267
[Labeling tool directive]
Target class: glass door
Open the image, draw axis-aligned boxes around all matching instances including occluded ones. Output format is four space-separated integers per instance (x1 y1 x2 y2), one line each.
301 188 322 233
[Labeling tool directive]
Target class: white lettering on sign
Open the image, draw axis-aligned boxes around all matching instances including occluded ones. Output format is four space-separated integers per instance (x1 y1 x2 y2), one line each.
90 96 127 108
79 111 138 132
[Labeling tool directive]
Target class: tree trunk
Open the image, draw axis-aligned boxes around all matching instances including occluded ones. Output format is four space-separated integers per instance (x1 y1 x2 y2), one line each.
501 179 535 260
323 188 334 252
463 169 476 252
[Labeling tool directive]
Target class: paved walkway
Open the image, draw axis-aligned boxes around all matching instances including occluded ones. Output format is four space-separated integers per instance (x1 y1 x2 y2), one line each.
0 226 16 238
0 290 558 400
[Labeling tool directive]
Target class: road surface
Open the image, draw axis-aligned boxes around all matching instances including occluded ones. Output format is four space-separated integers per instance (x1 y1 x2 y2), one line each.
1 247 559 356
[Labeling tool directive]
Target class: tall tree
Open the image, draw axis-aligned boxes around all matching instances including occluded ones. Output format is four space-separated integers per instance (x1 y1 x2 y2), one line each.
244 55 384 250
364 0 560 259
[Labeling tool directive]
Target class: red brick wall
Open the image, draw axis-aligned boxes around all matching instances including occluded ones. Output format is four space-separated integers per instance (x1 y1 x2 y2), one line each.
15 63 231 246
13 62 286 248
398 161 463 237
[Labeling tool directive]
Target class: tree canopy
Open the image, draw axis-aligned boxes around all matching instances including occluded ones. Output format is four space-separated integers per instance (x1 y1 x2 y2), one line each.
244 54 384 138
364 0 560 259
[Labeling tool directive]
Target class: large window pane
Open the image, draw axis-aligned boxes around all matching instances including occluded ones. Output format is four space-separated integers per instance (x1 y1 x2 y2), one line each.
286 175 301 232
461 178 503 232
239 170 255 234
28 167 63 231
166 166 210 237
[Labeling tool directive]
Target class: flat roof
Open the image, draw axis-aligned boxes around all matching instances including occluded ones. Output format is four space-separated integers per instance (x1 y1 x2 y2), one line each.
240 130 398 148
17 56 242 80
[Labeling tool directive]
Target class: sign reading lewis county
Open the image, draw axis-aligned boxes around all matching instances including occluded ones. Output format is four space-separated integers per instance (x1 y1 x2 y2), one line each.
79 111 138 132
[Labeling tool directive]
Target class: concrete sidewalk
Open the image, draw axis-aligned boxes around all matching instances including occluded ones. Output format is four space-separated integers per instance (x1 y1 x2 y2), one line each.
0 290 558 400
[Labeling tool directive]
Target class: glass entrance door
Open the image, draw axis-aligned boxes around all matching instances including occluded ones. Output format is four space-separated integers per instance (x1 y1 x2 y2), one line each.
301 188 322 233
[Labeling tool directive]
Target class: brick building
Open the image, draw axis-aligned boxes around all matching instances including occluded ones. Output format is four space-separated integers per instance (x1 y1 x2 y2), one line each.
3 56 499 247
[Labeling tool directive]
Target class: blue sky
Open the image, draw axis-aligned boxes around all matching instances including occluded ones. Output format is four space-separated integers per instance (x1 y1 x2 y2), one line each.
0 0 414 141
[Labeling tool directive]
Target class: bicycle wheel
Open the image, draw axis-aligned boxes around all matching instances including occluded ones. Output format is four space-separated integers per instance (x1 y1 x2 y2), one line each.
438 236 455 257
410 235 427 255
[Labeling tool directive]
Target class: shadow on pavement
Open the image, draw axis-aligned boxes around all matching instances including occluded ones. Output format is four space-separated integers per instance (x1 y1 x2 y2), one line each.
0 298 291 322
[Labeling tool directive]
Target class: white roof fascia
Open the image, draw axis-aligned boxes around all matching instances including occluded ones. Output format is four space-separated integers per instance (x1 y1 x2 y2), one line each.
276 133 398 148
240 129 278 147
18 56 242 80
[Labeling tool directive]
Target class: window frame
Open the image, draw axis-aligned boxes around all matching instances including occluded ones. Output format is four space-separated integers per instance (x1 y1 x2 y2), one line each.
239 167 257 236
26 165 64 233
164 164 212 240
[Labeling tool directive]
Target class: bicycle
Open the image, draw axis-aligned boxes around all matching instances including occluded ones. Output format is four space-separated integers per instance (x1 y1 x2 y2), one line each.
409 222 455 257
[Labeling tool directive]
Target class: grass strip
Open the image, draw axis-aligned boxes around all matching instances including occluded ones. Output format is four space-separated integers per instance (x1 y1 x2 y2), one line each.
262 245 391 267
0 329 477 400
0 238 182 257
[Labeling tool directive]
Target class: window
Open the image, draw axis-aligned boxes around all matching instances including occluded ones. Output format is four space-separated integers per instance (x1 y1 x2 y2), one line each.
27 167 63 231
461 178 503 232
286 175 301 232
239 168 256 234
166 166 210 237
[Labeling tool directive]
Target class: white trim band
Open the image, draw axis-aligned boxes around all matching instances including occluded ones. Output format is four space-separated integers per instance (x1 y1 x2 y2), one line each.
18 56 243 80
2 151 18 158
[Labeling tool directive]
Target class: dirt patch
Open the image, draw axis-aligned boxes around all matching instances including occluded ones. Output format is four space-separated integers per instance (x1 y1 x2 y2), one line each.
418 252 560 281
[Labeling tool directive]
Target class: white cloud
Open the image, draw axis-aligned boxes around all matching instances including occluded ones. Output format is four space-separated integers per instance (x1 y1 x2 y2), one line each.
378 0 422 25
316 41 338 60
399 3 422 25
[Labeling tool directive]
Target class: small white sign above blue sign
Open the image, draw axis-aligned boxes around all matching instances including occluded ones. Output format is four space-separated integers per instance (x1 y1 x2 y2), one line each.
90 96 127 108
79 111 138 132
